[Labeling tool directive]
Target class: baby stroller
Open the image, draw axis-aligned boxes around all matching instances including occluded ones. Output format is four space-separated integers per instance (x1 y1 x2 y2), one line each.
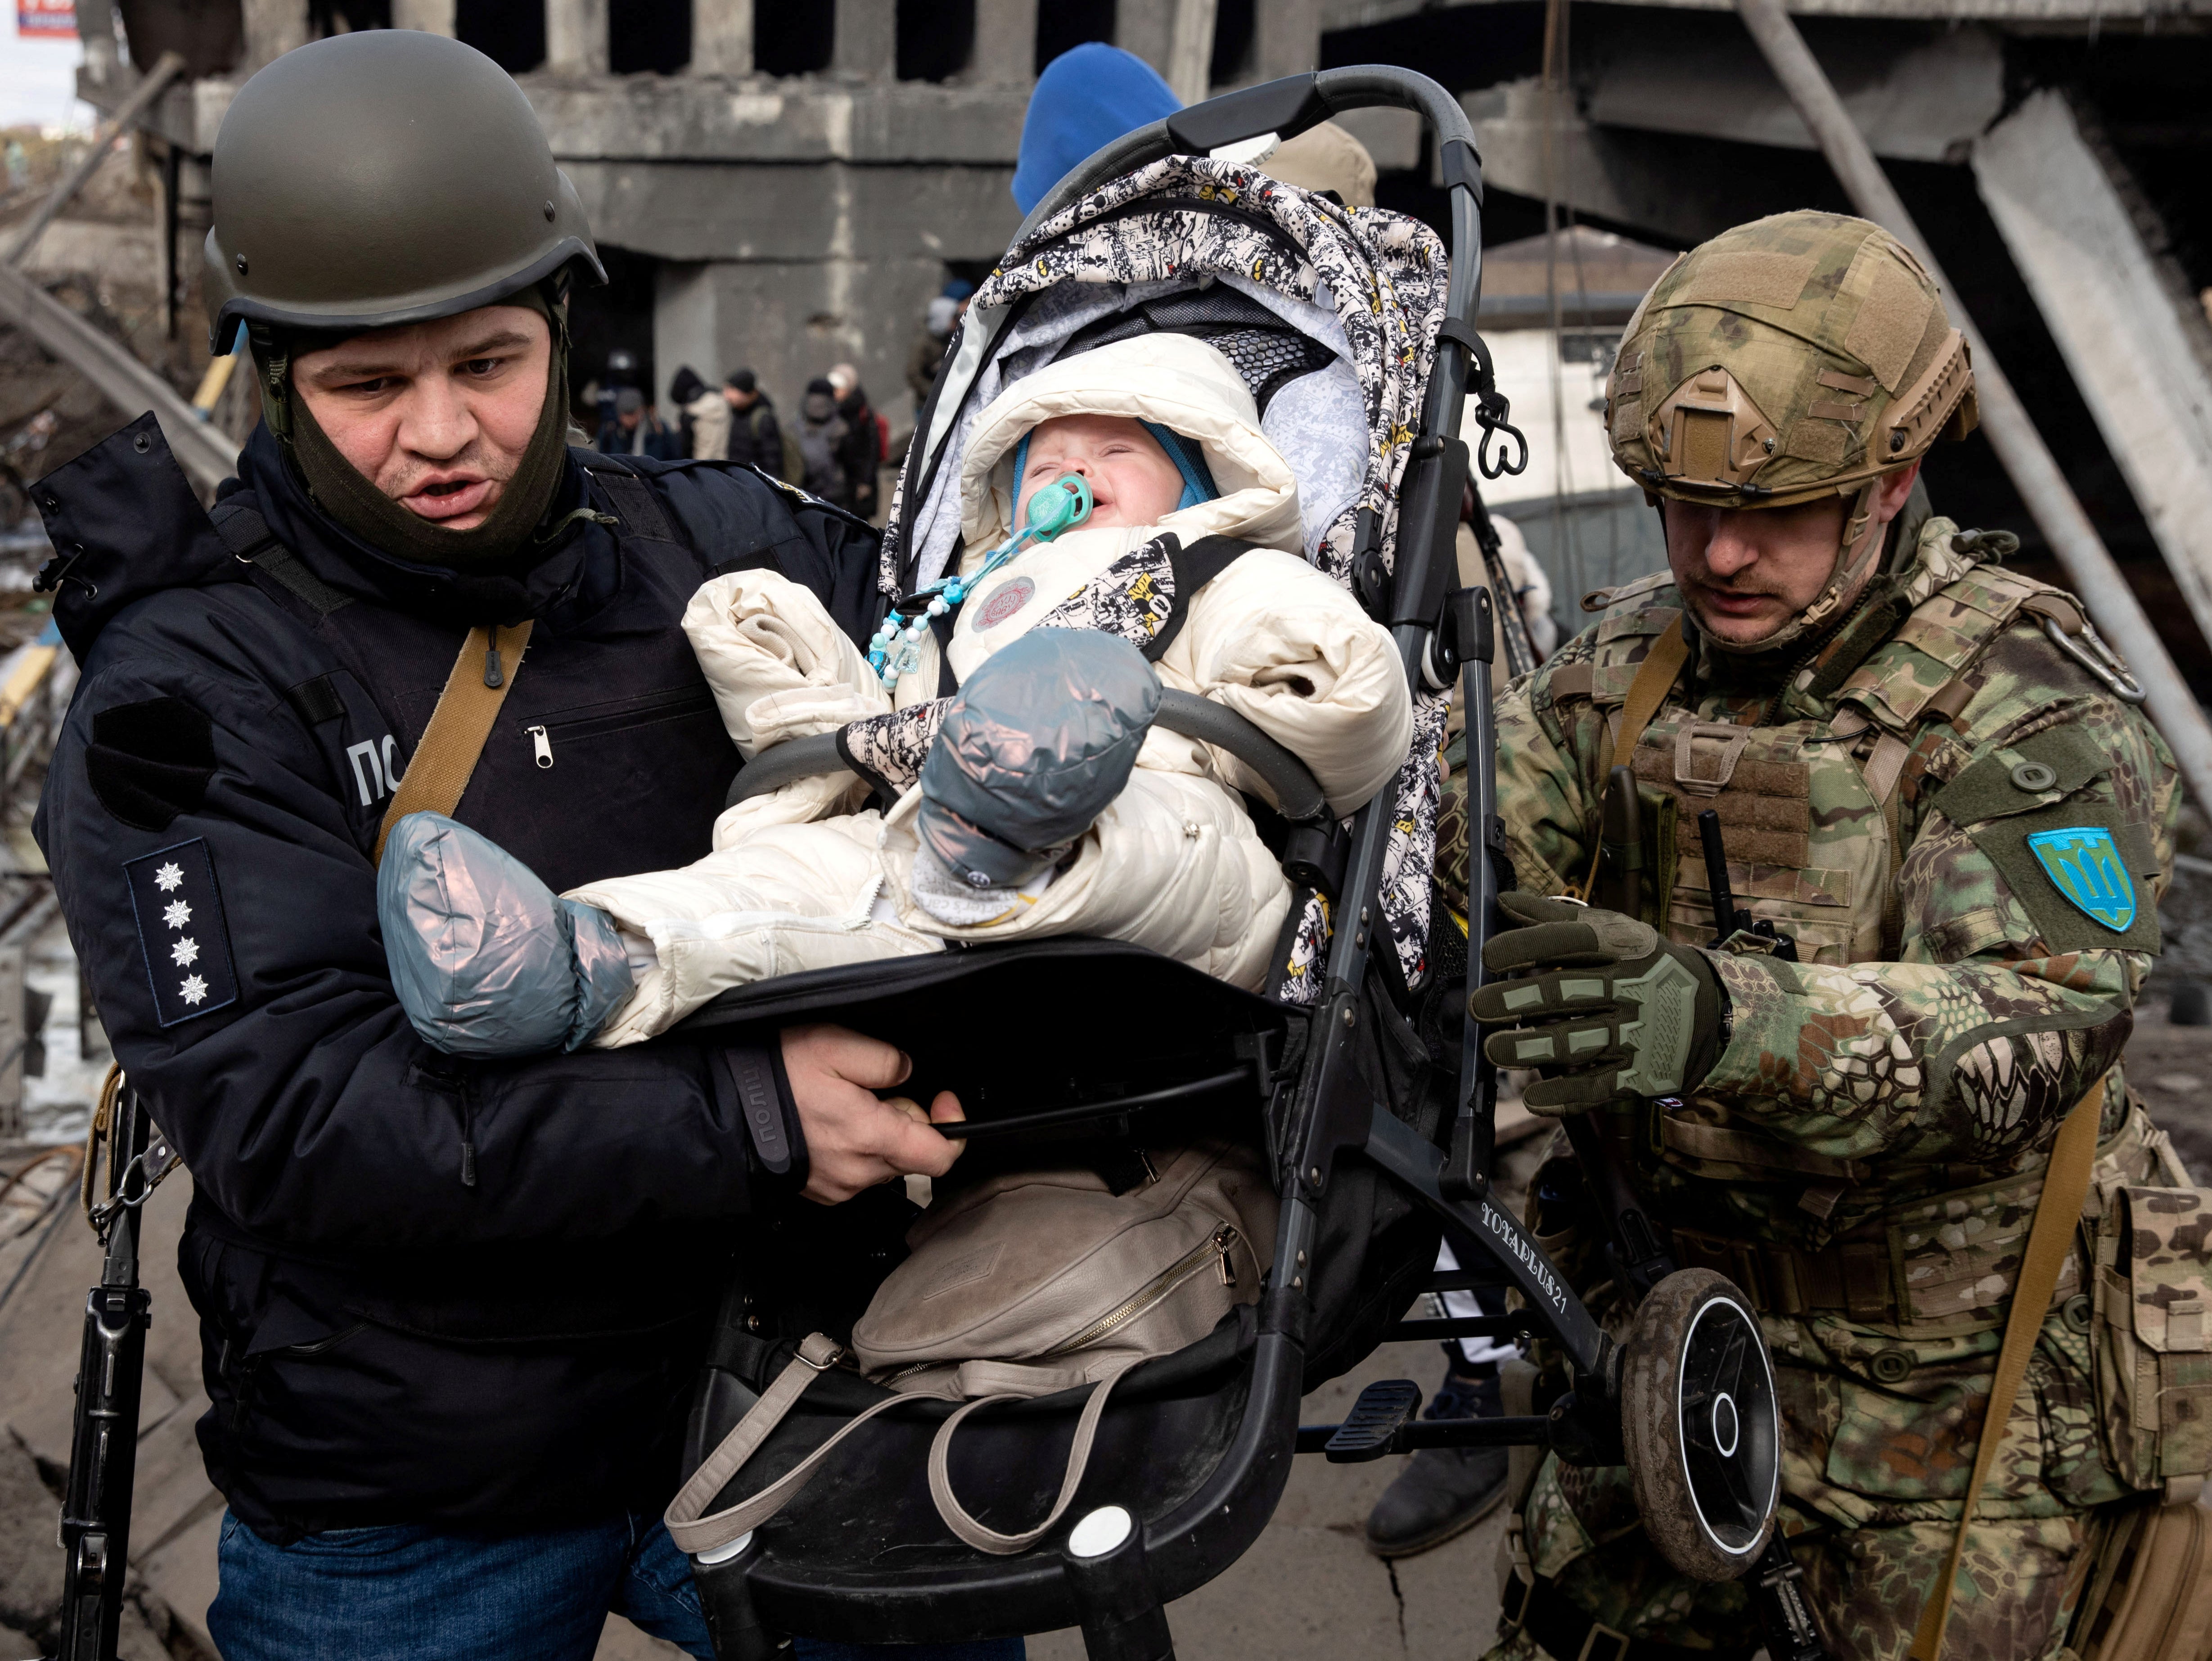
670 67 1793 1660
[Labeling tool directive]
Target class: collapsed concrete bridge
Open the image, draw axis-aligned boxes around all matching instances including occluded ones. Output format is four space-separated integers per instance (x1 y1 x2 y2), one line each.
57 0 2212 697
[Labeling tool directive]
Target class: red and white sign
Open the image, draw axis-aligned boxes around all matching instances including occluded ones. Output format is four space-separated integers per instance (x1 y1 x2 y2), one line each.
18 0 76 38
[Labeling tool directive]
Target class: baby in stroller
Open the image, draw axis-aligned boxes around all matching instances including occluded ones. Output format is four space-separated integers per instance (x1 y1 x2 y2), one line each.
381 332 1414 1056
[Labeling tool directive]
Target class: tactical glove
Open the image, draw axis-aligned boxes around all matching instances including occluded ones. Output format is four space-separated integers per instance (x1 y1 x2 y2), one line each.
380 812 635 1056
1468 892 1725 1114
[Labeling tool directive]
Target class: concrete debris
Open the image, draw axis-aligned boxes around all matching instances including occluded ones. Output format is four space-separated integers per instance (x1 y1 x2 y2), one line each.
1973 90 2212 664
0 124 242 504
0 1431 64 1638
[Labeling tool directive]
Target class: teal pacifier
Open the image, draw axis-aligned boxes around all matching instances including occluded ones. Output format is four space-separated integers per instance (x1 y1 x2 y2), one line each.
868 475 1094 691
1024 473 1093 538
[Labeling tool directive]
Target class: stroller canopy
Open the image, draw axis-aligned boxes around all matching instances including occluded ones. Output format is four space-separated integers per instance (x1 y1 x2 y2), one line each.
887 154 1452 602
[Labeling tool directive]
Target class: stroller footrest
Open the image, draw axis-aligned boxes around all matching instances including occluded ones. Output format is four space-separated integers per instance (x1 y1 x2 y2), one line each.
1297 1413 1554 1458
1388 1314 1526 1343
1319 1378 1423 1462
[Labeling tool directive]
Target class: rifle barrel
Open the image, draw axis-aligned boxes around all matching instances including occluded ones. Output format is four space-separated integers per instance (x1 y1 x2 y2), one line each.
58 1090 150 1661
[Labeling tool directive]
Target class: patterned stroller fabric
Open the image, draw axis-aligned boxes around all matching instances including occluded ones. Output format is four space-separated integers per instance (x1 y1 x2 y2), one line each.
879 154 1459 1001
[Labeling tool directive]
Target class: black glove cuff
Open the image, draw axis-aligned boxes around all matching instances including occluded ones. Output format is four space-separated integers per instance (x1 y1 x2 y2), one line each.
715 1040 810 1191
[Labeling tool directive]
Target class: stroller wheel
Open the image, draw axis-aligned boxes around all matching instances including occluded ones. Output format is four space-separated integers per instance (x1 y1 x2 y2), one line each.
1620 1268 1780 1582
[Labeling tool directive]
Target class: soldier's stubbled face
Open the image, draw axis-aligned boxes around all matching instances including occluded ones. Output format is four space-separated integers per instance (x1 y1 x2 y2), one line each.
1016 414 1187 530
291 304 553 532
1663 462 1920 648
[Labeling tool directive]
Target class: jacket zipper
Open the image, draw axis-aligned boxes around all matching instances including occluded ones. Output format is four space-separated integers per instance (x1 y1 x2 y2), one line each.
519 685 719 755
1034 1224 1240 1360
459 1075 480 1189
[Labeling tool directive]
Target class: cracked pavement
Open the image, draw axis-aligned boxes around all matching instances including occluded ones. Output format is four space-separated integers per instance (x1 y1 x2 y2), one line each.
1029 1337 1508 1661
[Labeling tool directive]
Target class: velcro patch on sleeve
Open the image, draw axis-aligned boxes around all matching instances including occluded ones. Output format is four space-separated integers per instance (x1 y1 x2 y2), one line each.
88 697 215 832
1966 803 2160 955
124 838 239 1027
1933 722 2108 828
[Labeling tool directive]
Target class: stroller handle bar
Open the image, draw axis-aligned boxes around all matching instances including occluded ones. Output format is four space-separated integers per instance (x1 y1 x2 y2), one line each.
725 688 1332 822
1014 66 1475 244
1013 66 1483 412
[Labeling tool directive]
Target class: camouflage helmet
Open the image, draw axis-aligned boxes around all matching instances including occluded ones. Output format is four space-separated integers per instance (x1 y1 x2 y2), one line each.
203 31 603 352
1605 211 1977 651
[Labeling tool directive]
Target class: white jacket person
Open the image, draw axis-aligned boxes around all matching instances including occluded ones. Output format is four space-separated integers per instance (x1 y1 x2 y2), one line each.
379 335 1414 1055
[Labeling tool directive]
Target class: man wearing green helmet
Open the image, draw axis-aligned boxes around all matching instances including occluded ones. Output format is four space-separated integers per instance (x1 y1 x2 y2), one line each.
31 31 1010 1661
1442 211 2186 1658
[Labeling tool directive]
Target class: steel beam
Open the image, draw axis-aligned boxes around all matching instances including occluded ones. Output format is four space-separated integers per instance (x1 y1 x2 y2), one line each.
0 261 238 494
9 54 184 270
1737 0 2212 813
1972 91 2212 672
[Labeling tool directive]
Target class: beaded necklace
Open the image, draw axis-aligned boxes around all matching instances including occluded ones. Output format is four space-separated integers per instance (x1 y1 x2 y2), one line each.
868 473 1093 691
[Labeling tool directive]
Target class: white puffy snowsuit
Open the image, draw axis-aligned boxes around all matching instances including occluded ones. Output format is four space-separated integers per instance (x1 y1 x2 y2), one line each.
568 334 1415 1047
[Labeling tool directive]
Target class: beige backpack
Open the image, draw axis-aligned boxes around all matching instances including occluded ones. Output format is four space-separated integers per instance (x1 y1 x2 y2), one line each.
665 1139 1277 1557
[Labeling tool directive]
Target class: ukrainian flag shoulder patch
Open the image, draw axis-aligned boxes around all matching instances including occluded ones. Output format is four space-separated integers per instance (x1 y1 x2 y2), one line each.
2026 826 2136 932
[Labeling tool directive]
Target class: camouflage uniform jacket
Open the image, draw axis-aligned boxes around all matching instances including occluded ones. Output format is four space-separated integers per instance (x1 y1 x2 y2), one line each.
1455 509 2189 1573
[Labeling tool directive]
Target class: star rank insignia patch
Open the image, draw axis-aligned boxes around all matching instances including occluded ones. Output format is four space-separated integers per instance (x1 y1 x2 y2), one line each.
124 839 239 1026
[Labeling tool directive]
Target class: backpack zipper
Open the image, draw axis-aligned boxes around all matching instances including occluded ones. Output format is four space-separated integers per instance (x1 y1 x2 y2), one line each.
1034 1224 1240 1360
525 725 552 769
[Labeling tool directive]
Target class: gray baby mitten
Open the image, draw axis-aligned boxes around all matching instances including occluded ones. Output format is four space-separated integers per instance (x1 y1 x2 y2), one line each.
379 812 635 1055
912 628 1160 922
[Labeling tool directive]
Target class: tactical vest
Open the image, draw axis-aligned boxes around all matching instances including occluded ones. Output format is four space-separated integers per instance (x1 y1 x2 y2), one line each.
1576 525 2100 969
1545 521 2176 1333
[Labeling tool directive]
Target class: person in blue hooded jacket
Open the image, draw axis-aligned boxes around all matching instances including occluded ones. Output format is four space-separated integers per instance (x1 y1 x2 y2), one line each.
1011 43 1181 216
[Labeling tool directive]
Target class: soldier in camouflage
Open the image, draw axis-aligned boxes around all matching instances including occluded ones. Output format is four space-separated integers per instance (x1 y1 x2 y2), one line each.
1447 211 2187 1661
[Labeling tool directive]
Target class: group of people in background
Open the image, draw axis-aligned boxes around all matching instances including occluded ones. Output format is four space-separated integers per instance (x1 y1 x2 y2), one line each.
589 353 890 521
574 42 1390 540
908 276 974 408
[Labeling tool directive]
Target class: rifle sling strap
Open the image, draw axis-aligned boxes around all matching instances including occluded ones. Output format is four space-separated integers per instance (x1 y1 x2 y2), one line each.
210 503 354 618
1907 1076 2105 1659
1571 614 1687 900
373 620 535 863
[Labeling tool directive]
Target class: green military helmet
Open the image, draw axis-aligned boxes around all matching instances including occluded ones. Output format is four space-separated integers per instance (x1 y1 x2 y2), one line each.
1605 212 1978 653
203 31 604 352
1607 211 1976 510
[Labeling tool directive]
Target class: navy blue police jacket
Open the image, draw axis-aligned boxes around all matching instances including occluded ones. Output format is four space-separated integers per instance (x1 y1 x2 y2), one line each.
32 414 882 1542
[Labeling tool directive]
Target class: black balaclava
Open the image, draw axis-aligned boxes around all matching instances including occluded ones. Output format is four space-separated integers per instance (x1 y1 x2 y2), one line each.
257 285 574 570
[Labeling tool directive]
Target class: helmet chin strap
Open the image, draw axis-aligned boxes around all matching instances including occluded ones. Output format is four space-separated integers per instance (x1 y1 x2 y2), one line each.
1826 477 1888 606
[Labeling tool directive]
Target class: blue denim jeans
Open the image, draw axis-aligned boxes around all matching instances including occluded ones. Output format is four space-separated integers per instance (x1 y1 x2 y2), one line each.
211 1510 1026 1661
